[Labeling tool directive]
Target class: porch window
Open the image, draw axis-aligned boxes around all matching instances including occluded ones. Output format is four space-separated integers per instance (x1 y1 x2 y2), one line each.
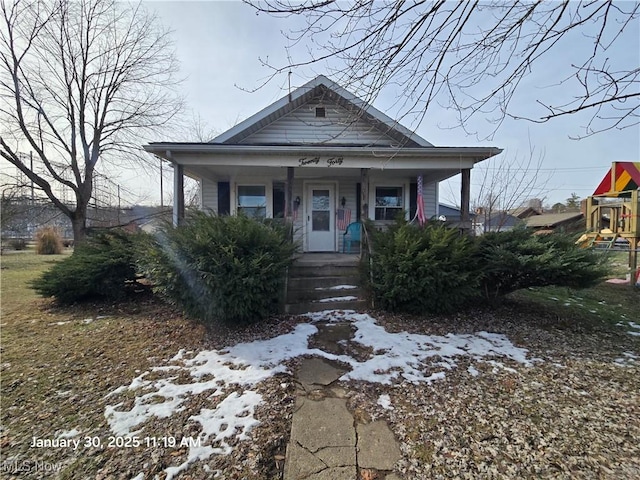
272 182 286 219
375 186 403 220
237 185 266 219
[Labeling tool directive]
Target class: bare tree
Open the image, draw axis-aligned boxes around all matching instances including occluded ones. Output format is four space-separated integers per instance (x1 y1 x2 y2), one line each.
247 0 639 139
471 144 550 232
0 0 182 244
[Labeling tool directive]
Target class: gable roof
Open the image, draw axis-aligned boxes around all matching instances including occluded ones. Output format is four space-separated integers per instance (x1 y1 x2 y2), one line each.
593 162 640 195
483 212 522 229
524 212 584 228
211 75 433 147
508 206 541 219
438 203 476 219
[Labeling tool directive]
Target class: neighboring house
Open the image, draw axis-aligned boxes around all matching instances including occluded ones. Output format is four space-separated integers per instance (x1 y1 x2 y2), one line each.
474 211 522 235
509 206 542 219
524 212 585 234
144 75 501 253
437 203 476 227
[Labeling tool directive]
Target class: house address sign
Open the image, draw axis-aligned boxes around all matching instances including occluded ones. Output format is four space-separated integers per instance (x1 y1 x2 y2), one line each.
298 156 344 167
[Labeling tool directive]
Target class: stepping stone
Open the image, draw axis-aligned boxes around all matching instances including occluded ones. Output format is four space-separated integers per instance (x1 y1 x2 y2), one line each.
297 357 347 388
306 466 357 479
284 397 356 480
357 421 402 471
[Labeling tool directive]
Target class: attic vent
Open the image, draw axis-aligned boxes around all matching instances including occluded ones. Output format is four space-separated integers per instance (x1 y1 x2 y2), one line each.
315 107 326 118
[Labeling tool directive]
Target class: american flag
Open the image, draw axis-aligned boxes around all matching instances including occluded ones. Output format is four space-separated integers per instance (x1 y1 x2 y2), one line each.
416 174 427 226
337 208 351 231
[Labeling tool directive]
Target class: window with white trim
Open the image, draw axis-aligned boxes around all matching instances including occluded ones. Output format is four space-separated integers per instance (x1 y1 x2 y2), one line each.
375 186 403 220
237 185 266 219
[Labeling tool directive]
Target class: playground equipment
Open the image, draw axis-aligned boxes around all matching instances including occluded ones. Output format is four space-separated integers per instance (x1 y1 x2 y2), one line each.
581 162 640 285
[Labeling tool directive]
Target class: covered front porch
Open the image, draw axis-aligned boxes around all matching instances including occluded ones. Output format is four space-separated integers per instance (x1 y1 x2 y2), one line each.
161 152 484 254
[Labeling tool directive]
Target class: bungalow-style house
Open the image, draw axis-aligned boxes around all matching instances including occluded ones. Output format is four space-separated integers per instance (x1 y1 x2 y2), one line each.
144 76 501 253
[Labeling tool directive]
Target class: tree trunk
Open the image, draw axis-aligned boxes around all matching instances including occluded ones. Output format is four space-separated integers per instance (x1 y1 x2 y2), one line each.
70 207 88 245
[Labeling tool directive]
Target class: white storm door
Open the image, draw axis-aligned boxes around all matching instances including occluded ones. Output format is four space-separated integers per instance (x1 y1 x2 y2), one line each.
307 185 335 252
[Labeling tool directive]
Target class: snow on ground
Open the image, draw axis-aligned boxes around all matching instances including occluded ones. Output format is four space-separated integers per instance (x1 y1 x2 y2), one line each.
56 428 81 439
317 295 359 303
616 320 640 337
314 284 358 290
105 310 537 478
377 394 394 410
614 351 638 366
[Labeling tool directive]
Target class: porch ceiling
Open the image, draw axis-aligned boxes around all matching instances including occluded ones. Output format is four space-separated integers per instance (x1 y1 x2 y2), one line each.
186 164 461 184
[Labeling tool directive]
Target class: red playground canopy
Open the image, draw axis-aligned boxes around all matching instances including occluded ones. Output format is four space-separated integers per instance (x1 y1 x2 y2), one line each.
593 162 640 195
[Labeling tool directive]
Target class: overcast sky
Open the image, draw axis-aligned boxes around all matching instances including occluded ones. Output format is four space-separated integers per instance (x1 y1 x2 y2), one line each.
126 0 640 208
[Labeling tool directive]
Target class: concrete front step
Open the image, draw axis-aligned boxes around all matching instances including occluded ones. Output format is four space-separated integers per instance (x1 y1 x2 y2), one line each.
284 299 368 315
288 286 361 302
285 254 366 315
288 275 361 290
289 264 360 278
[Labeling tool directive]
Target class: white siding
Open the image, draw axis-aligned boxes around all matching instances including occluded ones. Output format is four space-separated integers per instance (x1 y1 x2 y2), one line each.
424 182 437 219
201 178 218 212
240 100 397 146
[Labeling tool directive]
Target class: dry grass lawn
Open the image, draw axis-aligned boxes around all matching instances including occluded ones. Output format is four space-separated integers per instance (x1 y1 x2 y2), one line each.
1 249 638 479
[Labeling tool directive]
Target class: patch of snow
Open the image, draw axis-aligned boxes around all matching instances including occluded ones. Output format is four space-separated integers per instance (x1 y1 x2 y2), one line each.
130 474 144 480
48 321 70 326
57 428 81 439
467 365 479 376
486 360 520 374
616 321 640 337
317 296 358 303
83 318 93 324
614 352 638 366
377 394 394 410
315 284 358 290
164 392 262 480
106 310 537 478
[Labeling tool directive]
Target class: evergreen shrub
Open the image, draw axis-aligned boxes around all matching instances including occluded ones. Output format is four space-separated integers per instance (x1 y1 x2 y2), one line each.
365 221 609 314
137 211 297 328
35 226 63 254
476 227 608 303
32 229 141 304
366 220 479 314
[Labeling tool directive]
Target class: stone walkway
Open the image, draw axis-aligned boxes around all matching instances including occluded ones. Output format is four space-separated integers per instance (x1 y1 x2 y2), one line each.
283 321 402 480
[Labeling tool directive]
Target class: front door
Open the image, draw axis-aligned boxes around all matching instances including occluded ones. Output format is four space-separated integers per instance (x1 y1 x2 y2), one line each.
307 184 335 252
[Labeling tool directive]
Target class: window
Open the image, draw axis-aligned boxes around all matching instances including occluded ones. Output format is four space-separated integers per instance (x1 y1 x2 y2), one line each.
375 186 403 220
237 185 266 219
315 107 326 118
272 182 286 219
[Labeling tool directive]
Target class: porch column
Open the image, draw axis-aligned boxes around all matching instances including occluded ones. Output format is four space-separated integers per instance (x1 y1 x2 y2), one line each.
460 168 471 232
173 163 185 226
360 168 370 221
285 166 294 220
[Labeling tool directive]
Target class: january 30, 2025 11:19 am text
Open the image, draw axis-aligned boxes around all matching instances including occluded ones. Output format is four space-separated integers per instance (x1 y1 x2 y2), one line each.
30 435 201 450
